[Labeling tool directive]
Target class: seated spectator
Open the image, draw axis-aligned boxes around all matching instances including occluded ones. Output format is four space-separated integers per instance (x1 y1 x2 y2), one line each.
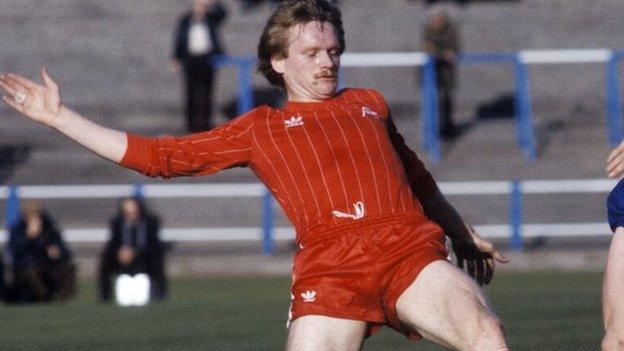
4 201 75 303
98 197 167 302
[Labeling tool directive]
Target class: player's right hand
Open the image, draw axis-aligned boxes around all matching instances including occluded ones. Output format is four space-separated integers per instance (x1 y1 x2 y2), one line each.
0 68 62 127
452 223 508 286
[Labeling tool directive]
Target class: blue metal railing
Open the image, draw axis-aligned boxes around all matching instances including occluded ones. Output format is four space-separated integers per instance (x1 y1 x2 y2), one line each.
215 50 623 164
606 51 624 145
3 180 616 253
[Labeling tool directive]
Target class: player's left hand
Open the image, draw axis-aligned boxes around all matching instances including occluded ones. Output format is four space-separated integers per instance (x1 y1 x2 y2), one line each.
452 223 508 286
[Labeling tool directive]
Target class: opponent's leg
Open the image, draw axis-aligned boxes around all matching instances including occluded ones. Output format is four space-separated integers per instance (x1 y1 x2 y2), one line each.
285 315 367 351
396 260 508 351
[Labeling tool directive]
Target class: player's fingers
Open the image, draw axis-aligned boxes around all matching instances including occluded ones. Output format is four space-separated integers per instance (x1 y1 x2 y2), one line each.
40 68 59 91
484 257 494 285
5 76 34 100
607 160 624 178
475 258 485 286
477 239 494 254
607 143 624 163
7 73 38 94
2 95 25 113
0 75 19 96
466 258 476 279
607 151 624 173
491 250 509 263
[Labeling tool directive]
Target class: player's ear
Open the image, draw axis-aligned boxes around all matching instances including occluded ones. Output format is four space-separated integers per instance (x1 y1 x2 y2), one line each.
271 56 286 75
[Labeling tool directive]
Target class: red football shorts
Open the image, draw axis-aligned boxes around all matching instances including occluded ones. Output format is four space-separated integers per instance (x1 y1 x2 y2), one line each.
289 213 448 340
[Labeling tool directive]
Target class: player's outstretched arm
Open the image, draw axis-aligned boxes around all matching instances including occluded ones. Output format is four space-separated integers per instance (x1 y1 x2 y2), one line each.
0 69 127 163
421 189 508 285
607 141 624 178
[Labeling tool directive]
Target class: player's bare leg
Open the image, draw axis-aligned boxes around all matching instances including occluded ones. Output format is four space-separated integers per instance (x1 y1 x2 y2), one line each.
396 260 508 351
286 315 367 351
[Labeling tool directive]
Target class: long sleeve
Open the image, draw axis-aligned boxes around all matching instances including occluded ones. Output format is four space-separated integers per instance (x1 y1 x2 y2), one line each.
120 113 255 178
386 116 438 201
363 89 438 201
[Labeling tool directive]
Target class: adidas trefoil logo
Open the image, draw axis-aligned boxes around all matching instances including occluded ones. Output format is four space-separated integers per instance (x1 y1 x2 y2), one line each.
284 116 304 128
301 290 316 302
362 106 380 119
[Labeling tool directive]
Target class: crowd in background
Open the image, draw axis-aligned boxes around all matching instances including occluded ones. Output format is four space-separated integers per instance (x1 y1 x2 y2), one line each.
0 197 167 305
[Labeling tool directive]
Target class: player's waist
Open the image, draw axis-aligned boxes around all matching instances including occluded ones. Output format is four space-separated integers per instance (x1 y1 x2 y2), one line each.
297 212 430 248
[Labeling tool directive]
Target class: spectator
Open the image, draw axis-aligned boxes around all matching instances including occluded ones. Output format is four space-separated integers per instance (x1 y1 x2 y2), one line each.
98 197 167 302
5 200 75 303
422 7 461 140
171 0 227 133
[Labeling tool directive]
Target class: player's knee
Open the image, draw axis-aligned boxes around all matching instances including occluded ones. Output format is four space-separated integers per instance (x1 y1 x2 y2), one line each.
467 313 506 351
602 332 624 351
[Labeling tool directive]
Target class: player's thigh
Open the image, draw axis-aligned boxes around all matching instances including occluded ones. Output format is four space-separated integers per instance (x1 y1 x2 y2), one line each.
395 260 502 349
286 315 367 351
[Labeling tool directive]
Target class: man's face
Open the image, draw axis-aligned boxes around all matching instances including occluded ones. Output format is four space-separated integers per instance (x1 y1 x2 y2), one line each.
271 21 341 102
192 0 212 16
122 199 140 222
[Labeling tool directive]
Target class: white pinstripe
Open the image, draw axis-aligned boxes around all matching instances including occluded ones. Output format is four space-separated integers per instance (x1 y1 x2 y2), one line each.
265 110 311 226
301 112 335 211
340 104 382 214
283 110 322 218
338 90 394 213
330 111 365 209
358 90 396 212
251 129 302 227
315 111 350 210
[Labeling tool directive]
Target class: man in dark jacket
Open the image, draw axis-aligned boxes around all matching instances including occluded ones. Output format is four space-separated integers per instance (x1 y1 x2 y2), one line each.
171 0 227 132
98 197 167 302
6 201 75 303
422 7 461 140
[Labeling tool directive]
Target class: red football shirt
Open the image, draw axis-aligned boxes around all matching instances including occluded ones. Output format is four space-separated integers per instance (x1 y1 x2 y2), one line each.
121 88 438 244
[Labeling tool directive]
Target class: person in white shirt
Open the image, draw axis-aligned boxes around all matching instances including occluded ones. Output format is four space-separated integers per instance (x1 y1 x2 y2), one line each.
171 0 227 132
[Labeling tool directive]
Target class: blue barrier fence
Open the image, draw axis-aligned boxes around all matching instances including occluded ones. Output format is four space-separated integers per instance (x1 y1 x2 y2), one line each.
3 180 615 254
215 49 624 164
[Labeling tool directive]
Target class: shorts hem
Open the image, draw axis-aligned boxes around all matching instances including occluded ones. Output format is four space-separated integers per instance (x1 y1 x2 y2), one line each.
289 308 385 326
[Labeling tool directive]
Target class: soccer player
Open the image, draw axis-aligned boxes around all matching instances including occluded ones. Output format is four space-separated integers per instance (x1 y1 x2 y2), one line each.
604 143 624 351
604 179 624 351
0 1 510 349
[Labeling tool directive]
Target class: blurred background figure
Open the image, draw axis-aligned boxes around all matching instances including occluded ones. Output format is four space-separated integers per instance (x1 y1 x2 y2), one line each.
98 197 167 302
4 201 75 303
422 7 461 140
171 0 227 133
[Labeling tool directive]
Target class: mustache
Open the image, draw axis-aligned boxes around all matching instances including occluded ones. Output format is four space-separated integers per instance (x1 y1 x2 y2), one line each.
315 70 337 79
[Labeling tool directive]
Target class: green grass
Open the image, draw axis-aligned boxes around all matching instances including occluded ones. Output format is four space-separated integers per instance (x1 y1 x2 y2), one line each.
0 271 603 350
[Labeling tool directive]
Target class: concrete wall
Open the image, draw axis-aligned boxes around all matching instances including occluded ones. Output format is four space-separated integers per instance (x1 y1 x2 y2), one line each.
1 0 622 120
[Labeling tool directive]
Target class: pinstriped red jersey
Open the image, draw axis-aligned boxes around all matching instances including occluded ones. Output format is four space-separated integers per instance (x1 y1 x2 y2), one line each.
121 88 438 243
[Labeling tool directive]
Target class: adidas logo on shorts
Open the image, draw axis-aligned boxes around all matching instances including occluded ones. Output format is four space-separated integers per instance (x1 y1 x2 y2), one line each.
301 290 316 303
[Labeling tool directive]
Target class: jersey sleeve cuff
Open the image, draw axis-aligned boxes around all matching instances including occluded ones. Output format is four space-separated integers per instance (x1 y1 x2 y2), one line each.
120 133 152 171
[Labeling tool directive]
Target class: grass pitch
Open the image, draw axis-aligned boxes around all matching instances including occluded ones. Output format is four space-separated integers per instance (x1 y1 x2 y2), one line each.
0 271 602 350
